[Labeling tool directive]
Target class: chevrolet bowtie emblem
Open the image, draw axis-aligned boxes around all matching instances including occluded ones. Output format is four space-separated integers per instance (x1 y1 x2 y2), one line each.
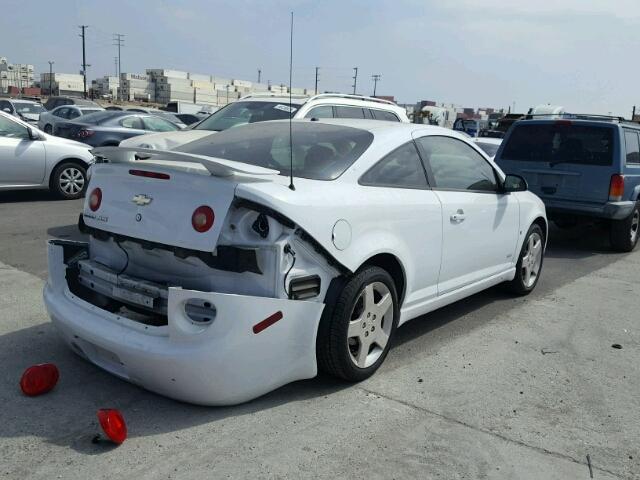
132 194 153 206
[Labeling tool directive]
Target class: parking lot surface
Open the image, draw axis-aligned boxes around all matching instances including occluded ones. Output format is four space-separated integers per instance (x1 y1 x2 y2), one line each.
0 191 638 479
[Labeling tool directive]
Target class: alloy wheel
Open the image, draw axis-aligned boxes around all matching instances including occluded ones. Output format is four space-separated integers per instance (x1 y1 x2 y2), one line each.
347 281 394 369
58 167 85 196
521 232 543 288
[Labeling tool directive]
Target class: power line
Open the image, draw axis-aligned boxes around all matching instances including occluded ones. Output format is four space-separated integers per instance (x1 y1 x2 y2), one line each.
79 25 89 99
113 33 125 101
372 74 381 96
352 67 358 95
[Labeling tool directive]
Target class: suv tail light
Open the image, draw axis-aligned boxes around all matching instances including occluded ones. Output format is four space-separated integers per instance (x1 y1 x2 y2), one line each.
191 206 214 232
89 188 102 211
609 174 625 201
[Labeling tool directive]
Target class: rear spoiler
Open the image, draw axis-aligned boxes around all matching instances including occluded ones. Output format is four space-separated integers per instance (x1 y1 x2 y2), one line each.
91 146 280 177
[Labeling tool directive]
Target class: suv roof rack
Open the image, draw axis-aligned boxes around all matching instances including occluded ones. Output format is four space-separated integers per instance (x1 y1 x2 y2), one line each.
521 113 628 123
307 93 397 106
239 93 309 100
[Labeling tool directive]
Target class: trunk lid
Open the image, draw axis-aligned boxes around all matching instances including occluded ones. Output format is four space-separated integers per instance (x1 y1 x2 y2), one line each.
83 147 278 252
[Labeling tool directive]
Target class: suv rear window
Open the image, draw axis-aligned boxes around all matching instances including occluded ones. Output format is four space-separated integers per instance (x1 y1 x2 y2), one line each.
501 123 614 166
178 121 374 181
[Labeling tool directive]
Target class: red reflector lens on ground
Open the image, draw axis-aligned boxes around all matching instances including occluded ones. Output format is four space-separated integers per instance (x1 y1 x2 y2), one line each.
20 363 59 396
252 311 283 334
609 174 625 201
191 205 215 232
97 409 127 444
88 187 102 211
128 169 170 180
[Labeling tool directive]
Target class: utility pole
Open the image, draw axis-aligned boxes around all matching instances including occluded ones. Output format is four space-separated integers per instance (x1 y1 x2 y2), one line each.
47 61 54 96
632 105 636 121
114 57 118 77
113 33 125 101
79 25 89 98
352 67 358 95
315 66 319 95
371 74 381 97
257 68 261 83
226 84 229 103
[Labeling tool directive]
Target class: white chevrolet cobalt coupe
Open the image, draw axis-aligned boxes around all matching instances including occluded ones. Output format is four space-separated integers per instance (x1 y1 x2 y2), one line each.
44 119 547 405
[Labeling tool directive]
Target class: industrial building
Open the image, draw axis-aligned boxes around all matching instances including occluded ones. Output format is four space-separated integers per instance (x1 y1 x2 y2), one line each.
40 72 84 96
0 57 35 94
91 76 119 99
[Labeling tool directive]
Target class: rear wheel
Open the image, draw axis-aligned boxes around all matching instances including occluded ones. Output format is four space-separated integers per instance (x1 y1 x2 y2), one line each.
610 202 640 252
506 224 545 295
50 162 87 200
317 266 398 382
44 124 52 134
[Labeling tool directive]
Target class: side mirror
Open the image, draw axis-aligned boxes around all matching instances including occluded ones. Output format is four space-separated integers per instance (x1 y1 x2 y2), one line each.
2 108 11 113
503 174 528 192
27 127 44 141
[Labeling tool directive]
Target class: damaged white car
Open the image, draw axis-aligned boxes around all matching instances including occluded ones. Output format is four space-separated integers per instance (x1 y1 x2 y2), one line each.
44 119 547 405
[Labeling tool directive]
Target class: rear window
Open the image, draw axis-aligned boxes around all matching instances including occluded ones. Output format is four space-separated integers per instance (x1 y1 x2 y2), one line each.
194 101 301 132
502 123 614 166
177 121 374 181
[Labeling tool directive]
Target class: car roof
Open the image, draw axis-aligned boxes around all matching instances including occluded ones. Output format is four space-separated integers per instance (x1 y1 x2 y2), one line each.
237 93 405 113
9 99 40 105
473 137 502 145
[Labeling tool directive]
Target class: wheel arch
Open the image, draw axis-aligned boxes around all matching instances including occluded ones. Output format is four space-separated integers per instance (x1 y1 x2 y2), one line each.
532 216 548 246
358 253 407 307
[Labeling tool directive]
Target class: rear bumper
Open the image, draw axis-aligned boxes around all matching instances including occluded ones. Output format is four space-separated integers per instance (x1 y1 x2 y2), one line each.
43 240 325 406
544 198 635 220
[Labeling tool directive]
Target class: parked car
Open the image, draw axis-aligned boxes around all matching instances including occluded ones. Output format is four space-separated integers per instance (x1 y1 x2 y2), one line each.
0 98 46 125
54 110 181 147
453 118 490 137
495 114 640 251
104 106 123 111
126 108 186 128
43 96 101 111
120 93 410 150
44 119 546 405
0 110 93 199
472 137 502 159
479 114 524 139
38 105 105 134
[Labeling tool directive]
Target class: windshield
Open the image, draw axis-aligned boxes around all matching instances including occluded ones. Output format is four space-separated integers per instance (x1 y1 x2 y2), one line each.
14 102 45 114
501 123 614 166
195 101 301 132
178 121 374 180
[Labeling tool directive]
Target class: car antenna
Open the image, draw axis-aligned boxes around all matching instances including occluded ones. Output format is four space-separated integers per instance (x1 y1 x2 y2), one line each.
288 11 295 191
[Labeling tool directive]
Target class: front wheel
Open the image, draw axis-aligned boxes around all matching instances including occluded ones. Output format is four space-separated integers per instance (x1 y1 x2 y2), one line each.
506 223 545 295
610 202 640 252
317 266 399 382
50 162 87 200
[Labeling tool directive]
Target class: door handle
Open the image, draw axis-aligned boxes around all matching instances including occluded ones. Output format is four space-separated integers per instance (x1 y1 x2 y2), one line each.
450 209 466 223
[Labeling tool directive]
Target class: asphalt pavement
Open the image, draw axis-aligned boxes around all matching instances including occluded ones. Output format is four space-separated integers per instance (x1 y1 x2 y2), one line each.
0 190 638 479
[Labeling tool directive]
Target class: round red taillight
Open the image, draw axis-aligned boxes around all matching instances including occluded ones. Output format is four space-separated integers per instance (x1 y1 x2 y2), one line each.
20 363 59 396
191 206 215 233
97 409 127 445
89 188 102 212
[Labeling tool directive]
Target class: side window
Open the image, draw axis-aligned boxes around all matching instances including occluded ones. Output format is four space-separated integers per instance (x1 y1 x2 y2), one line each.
304 106 333 119
418 136 498 192
120 116 144 129
360 141 428 189
624 130 640 164
143 116 178 132
372 109 400 122
335 106 365 119
68 109 81 119
0 100 12 113
0 115 29 139
54 107 68 118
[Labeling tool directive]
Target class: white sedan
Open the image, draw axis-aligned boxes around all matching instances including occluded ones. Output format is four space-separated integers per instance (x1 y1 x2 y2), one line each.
44 119 546 405
0 111 94 199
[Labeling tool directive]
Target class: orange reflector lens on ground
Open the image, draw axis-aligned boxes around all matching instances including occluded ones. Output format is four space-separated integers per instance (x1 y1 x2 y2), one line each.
252 311 283 334
20 363 59 396
97 409 127 444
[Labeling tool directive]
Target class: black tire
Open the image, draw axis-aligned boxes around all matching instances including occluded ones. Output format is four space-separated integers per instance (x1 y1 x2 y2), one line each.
50 161 88 200
317 266 399 382
506 223 545 295
610 202 640 252
44 124 52 134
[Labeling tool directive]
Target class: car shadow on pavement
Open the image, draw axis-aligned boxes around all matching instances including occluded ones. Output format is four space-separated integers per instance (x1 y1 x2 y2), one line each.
47 224 86 241
0 190 63 204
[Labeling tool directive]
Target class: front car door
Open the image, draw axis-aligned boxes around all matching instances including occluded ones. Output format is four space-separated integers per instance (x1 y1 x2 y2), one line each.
0 114 46 186
415 134 520 295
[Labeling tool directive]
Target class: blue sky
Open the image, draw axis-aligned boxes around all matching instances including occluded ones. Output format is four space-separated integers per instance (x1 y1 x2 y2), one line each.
2 0 639 115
